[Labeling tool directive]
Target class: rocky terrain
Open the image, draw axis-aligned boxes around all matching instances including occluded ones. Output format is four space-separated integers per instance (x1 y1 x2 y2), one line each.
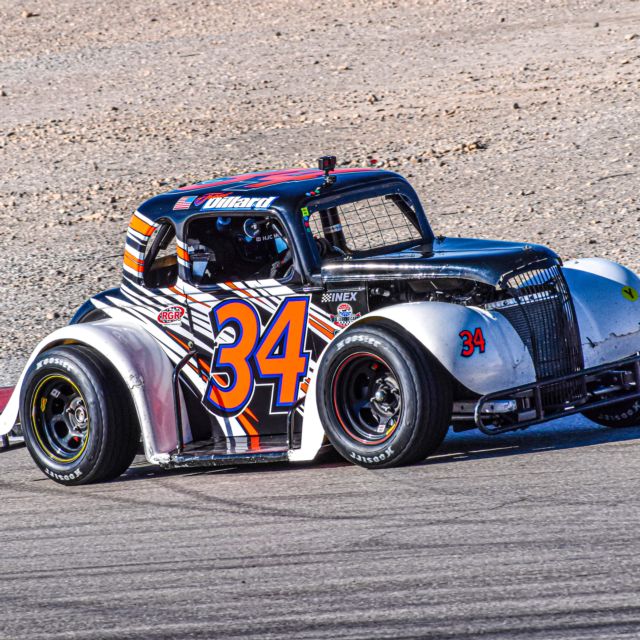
1 0 640 382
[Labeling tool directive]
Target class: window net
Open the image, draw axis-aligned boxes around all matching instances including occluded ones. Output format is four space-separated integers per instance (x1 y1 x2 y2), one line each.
309 195 422 252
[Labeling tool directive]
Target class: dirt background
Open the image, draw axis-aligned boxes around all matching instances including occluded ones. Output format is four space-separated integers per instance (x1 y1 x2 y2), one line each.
1 0 639 383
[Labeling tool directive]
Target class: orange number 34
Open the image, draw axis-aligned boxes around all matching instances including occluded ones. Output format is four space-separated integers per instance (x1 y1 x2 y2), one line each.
205 297 310 416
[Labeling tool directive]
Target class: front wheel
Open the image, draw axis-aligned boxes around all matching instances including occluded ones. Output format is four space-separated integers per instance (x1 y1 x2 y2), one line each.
316 325 452 468
583 398 640 428
20 345 139 485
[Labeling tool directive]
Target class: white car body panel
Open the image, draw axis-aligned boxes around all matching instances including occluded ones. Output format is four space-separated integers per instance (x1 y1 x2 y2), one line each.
347 301 537 395
563 258 640 367
0 316 181 464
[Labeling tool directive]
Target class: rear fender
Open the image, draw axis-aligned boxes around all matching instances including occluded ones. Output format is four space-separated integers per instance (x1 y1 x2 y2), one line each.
0 318 180 464
563 258 640 366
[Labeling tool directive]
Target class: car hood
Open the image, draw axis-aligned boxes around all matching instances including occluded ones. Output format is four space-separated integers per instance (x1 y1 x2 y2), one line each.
320 236 560 287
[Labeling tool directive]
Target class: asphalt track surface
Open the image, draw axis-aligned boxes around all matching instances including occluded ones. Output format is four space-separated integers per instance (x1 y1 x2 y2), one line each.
1 415 639 640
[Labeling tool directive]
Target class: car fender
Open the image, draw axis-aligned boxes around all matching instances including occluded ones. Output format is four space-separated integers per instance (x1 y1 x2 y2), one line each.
563 258 640 367
345 302 536 395
291 301 535 462
289 344 331 463
0 317 180 464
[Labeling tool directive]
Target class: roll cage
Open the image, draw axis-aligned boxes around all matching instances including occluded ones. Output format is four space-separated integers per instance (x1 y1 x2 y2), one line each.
159 177 434 289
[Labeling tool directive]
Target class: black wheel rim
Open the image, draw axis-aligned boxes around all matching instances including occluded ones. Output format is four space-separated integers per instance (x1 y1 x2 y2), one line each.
31 375 90 463
331 352 402 445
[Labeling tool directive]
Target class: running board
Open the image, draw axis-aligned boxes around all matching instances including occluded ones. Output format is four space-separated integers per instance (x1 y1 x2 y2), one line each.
166 450 289 469
0 434 25 451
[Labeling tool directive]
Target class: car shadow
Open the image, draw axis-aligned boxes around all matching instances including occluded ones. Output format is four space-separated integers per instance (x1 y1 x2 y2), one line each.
110 415 640 483
428 414 640 465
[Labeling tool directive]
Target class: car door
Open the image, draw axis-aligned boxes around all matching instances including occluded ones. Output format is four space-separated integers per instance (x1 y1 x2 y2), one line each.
180 211 332 450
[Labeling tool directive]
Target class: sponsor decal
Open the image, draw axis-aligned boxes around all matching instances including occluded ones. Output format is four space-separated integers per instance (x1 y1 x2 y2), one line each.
44 467 83 481
202 195 277 211
173 196 196 210
322 291 357 303
459 327 486 357
330 302 361 328
194 192 230 207
301 206 312 232
157 305 186 326
350 446 395 464
622 286 638 302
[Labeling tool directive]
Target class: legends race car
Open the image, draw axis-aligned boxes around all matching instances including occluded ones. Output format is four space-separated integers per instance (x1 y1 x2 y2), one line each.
2 157 640 485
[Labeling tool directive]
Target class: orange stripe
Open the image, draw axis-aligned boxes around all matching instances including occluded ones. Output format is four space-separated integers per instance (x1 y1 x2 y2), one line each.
167 330 190 352
237 412 259 437
309 317 334 340
170 286 211 309
129 214 156 237
225 281 255 298
310 313 335 334
123 253 144 272
198 358 211 373
244 406 258 422
188 362 207 382
124 251 144 266
177 246 189 261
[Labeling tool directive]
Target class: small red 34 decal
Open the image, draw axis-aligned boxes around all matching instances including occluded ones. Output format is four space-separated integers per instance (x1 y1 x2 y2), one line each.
459 327 486 357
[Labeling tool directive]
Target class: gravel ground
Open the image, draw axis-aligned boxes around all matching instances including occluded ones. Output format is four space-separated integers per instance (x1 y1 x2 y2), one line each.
1 0 640 384
2 3 640 639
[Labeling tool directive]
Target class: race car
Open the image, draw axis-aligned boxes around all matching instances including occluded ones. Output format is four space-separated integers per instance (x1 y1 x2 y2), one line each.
1 156 639 485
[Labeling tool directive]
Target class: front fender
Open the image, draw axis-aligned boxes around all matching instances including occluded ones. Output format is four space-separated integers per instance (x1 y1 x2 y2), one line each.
346 301 536 396
0 318 178 464
563 258 640 367
291 300 535 463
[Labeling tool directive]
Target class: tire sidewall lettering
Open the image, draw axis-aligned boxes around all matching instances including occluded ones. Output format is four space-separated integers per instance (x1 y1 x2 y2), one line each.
350 447 395 465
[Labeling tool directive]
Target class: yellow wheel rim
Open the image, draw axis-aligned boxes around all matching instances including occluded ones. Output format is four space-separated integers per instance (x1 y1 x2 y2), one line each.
30 374 90 464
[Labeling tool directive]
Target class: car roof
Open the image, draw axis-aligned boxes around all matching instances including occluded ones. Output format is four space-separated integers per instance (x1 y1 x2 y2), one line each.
136 167 407 224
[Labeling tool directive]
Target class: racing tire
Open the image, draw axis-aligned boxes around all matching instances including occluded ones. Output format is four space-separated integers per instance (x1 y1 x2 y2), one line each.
19 345 139 485
583 398 640 428
316 324 452 468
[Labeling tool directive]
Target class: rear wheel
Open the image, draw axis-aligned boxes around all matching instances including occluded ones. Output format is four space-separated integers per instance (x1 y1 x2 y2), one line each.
317 325 452 468
20 345 139 485
583 398 640 428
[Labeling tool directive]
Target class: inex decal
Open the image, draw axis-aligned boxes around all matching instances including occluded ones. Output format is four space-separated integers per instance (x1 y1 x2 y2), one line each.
157 305 186 326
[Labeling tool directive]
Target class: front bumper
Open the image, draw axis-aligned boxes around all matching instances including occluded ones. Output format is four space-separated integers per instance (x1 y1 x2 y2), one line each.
473 353 640 434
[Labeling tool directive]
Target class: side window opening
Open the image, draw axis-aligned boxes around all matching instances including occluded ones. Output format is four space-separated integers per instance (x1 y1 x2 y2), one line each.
186 214 294 286
144 223 178 288
308 194 423 260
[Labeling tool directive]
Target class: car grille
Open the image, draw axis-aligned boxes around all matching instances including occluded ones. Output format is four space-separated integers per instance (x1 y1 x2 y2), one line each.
495 263 584 407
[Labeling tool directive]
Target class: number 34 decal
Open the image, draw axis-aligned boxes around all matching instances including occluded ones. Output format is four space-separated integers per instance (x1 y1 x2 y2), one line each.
205 297 311 416
459 327 486 357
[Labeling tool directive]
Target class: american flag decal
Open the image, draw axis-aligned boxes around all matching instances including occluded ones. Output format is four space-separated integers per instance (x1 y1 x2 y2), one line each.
173 196 196 210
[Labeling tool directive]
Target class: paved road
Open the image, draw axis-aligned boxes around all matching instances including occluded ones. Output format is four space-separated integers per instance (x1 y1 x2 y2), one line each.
1 416 639 639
